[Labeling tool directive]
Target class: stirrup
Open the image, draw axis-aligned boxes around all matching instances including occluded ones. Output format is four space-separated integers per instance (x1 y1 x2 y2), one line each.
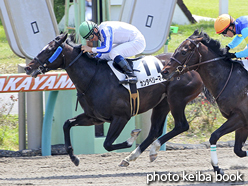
119 75 138 84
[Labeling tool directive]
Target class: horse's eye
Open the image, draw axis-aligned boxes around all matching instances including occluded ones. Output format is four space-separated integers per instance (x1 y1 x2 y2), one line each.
181 50 187 55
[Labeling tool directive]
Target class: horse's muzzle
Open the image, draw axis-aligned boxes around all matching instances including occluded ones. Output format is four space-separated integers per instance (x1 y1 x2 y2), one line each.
24 66 32 75
161 69 170 80
24 66 41 78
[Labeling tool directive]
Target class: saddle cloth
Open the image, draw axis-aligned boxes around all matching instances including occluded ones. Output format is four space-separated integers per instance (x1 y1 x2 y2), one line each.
107 55 166 90
242 59 248 71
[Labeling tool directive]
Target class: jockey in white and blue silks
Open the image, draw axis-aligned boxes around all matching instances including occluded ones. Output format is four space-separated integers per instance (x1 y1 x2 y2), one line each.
79 21 146 84
214 14 248 59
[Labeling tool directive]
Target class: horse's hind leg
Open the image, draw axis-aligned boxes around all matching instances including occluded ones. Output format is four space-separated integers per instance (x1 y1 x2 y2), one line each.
119 99 170 167
233 128 248 157
63 113 104 166
103 116 137 151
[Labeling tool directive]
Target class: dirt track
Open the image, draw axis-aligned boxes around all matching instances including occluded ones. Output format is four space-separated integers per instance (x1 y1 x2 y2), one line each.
0 147 248 186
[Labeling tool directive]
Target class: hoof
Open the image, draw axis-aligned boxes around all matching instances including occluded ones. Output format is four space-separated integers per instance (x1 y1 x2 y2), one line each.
213 166 224 179
150 153 157 162
213 165 224 174
131 129 142 137
119 159 129 167
71 156 80 166
219 169 224 175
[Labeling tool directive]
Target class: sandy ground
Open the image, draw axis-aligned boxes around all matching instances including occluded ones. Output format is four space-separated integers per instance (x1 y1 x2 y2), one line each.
0 147 248 186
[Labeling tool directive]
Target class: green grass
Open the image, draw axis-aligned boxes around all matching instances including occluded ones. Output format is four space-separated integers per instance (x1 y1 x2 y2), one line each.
184 0 248 19
0 26 25 74
161 0 248 55
0 115 18 150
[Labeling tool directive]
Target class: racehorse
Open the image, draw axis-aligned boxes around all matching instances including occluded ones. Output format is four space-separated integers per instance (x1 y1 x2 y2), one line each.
160 29 248 175
24 33 203 167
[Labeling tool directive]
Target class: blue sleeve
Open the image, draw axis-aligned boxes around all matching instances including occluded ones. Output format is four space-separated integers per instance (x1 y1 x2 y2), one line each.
95 26 113 53
235 27 248 58
95 53 102 58
227 35 244 49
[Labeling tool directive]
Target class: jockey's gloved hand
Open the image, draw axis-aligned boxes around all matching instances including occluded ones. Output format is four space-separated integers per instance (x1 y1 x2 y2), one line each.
223 45 230 54
224 52 236 60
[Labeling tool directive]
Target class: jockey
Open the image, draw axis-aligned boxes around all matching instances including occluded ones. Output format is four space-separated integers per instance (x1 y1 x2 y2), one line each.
214 14 248 60
79 21 146 84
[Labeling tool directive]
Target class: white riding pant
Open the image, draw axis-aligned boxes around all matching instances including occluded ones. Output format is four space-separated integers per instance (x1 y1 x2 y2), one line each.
99 34 146 61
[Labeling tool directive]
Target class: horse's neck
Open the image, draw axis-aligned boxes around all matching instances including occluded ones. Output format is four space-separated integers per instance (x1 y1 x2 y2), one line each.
197 57 231 99
64 46 98 92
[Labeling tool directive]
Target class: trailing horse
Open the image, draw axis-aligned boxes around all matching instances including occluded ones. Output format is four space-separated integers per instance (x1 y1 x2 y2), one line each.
161 30 248 175
25 33 203 167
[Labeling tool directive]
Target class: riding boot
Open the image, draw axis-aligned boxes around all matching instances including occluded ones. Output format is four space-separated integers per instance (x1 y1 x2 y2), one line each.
117 58 138 84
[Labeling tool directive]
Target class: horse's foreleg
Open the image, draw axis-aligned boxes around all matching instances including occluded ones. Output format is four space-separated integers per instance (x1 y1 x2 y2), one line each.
63 119 80 166
63 113 104 166
149 104 189 162
149 75 203 162
209 114 244 175
234 128 248 157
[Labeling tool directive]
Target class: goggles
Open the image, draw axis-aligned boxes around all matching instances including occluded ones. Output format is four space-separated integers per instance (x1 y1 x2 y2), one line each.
221 28 230 35
85 33 94 41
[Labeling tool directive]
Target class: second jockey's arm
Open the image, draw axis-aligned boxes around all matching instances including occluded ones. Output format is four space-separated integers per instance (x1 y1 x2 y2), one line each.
235 27 248 58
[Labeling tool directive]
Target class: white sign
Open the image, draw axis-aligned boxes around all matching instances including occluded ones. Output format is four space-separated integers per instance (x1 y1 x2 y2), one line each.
120 0 177 54
0 0 59 59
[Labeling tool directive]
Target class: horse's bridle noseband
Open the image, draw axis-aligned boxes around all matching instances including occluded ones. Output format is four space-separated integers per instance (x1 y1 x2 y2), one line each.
34 40 66 74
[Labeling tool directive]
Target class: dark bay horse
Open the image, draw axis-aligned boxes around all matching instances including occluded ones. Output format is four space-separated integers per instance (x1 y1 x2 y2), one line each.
160 30 248 175
24 33 203 167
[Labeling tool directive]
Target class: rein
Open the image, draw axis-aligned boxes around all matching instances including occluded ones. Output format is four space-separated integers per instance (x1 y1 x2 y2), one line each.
215 63 233 101
171 38 232 101
65 51 83 70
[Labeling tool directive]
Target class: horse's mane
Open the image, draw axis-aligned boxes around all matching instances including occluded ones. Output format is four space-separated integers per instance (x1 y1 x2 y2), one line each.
189 30 225 57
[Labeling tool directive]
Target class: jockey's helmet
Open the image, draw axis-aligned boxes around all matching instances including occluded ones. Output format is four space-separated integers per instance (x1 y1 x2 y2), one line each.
79 21 98 39
214 14 235 34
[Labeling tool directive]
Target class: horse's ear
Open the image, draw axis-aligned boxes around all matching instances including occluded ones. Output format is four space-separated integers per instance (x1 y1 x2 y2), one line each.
59 33 68 44
193 29 199 36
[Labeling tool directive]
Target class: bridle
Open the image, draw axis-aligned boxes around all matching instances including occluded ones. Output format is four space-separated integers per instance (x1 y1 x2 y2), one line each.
33 40 83 74
33 38 97 99
168 38 232 101
170 38 225 74
34 40 66 74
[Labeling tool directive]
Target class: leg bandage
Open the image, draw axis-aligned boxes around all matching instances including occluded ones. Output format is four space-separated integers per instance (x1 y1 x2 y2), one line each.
210 145 218 166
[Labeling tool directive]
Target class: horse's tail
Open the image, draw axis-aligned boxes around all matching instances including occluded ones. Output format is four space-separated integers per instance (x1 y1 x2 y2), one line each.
203 86 216 104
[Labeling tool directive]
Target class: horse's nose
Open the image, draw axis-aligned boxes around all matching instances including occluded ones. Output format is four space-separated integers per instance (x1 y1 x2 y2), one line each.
24 66 31 73
161 69 169 79
161 69 169 75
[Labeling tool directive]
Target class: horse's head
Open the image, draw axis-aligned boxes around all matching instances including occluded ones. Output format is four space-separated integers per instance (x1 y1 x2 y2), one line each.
25 33 68 78
161 30 204 80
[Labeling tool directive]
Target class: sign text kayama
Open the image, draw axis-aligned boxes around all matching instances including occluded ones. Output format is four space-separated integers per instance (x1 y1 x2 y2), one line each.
0 72 75 92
